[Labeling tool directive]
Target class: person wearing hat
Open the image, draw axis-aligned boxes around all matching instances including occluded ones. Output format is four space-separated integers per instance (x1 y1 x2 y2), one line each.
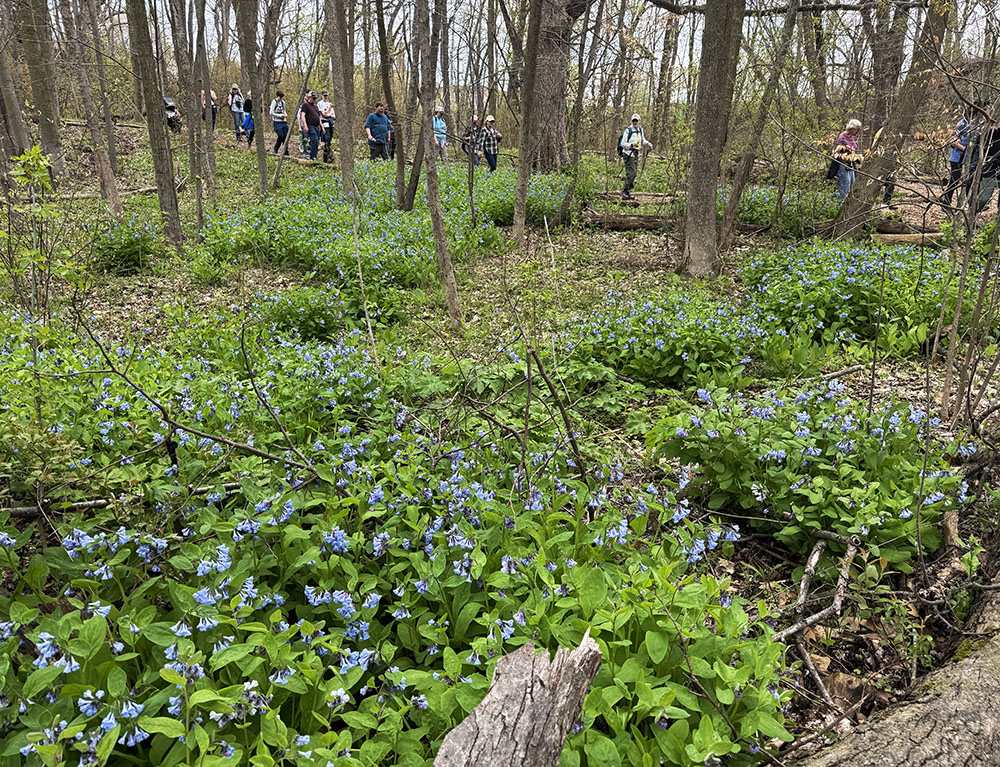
619 113 652 199
227 84 245 144
298 91 322 161
477 115 502 172
364 102 392 160
269 90 290 155
461 115 480 166
433 106 448 161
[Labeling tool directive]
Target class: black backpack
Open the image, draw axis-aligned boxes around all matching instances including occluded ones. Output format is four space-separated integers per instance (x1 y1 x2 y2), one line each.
616 126 635 157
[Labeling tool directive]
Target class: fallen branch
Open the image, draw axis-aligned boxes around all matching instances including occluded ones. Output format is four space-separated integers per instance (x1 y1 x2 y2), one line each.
5 481 244 519
774 540 860 643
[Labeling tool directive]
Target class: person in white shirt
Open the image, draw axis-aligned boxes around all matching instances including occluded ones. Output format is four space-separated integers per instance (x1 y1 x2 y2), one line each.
269 90 290 155
619 113 653 199
317 91 335 162
227 84 244 143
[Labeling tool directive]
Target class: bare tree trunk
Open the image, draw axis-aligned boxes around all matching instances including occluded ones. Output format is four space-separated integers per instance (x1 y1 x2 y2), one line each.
799 10 828 124
861 3 909 137
328 0 356 193
417 0 461 328
678 0 745 277
375 0 405 206
718 0 799 252
486 0 496 115
60 0 122 215
654 12 679 139
194 0 216 204
166 0 203 228
15 0 66 176
831 3 948 238
0 5 29 156
126 0 182 244
498 0 524 113
83 0 118 174
512 0 544 243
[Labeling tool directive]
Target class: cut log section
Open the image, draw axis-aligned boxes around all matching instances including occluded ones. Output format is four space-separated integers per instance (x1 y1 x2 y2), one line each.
581 210 676 230
434 630 601 767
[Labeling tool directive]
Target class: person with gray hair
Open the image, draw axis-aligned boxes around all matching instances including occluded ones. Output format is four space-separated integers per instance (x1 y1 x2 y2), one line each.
833 118 863 201
618 113 652 199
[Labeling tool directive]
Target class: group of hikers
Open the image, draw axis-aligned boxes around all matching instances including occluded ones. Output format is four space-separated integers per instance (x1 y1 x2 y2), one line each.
198 86 506 168
829 102 1000 213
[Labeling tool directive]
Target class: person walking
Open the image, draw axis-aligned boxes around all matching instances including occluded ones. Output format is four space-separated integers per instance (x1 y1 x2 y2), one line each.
619 113 652 199
461 115 480 166
833 119 863 202
317 91 335 162
299 90 322 161
477 115 502 171
227 84 245 144
975 115 1000 215
433 106 447 161
201 89 217 130
242 93 255 148
269 90 290 155
365 103 392 160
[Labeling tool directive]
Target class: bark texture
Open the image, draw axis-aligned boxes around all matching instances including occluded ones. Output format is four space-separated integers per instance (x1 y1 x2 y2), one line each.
15 0 65 175
435 630 601 767
679 0 745 276
126 0 182 244
795 585 1000 767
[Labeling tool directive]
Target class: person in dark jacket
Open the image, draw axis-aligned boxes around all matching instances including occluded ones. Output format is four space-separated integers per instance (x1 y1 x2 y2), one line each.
298 91 322 160
975 115 1000 214
461 116 480 166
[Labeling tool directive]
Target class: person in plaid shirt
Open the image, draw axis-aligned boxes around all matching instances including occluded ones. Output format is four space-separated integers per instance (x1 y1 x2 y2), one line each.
476 115 502 171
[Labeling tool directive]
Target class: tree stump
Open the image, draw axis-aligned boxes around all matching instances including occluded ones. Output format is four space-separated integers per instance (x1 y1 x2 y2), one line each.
434 630 602 767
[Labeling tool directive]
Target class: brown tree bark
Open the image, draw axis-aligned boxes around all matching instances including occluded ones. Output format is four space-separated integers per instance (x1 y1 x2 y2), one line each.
861 2 909 137
416 0 462 329
328 0 356 193
60 0 122 215
435 631 601 766
374 0 405 206
125 0 182 244
194 0 216 204
84 0 118 174
831 2 948 238
678 0 745 277
0 6 29 157
166 0 202 229
718 0 800 252
512 0 544 243
654 12 679 139
15 0 66 176
498 0 524 113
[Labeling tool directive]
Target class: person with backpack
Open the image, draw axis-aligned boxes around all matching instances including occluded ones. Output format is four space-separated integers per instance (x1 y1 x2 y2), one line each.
269 90 290 155
241 93 255 148
618 114 652 199
227 84 244 144
461 116 480 166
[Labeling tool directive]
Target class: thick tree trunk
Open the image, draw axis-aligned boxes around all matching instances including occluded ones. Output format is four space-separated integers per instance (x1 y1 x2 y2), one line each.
799 11 827 125
328 0 356 193
862 4 909 137
794 581 1000 767
126 0 182 244
60 0 122 215
15 0 65 176
718 0 799 252
498 0 524 113
512 0 544 242
654 12 679 139
0 27 29 156
530 0 588 172
831 3 948 238
435 631 601 766
84 0 118 174
678 0 745 277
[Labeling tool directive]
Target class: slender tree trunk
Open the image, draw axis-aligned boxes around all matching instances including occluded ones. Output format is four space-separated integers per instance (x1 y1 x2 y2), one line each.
655 12 679 139
61 0 122 215
862 4 909 137
678 0 745 277
417 0 461 328
498 0 524 113
167 0 203 228
195 0 216 204
831 3 948 238
512 0 545 243
799 10 827 124
718 0 799 252
15 0 65 176
328 0 356 193
83 0 118 174
126 0 182 244
486 0 496 115
374 0 405 206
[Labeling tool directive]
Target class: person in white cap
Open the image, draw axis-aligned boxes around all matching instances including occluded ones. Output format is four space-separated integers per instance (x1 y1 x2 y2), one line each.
433 106 448 161
618 113 652 199
477 115 503 171
227 84 245 144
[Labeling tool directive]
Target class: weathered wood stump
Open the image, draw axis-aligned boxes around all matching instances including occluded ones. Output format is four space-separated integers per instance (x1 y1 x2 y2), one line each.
434 630 602 767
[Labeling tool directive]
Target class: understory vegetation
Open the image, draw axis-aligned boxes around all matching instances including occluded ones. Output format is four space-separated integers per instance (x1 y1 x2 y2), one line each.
0 148 991 767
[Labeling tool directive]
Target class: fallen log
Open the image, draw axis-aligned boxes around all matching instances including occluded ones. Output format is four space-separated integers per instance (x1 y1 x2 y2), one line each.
434 630 601 767
871 232 946 247
793 577 1000 766
875 219 922 234
581 210 676 230
594 190 680 204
